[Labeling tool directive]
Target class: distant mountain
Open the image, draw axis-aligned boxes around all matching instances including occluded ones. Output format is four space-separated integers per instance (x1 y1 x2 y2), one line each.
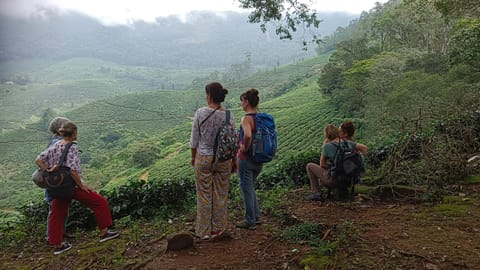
0 11 356 69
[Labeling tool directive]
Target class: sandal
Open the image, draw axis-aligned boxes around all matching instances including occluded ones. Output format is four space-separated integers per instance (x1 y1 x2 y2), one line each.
211 230 231 241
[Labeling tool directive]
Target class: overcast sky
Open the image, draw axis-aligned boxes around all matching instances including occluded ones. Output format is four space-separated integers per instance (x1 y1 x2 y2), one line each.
0 0 388 25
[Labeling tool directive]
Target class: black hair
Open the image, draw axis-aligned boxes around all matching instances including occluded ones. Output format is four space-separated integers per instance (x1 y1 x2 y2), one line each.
205 82 228 103
340 120 355 138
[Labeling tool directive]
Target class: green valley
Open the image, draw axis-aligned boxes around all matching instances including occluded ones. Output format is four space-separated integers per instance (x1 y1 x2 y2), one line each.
0 54 332 209
1 1 479 268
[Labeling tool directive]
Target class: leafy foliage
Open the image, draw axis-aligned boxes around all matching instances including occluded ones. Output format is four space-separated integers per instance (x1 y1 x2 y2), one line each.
258 149 320 189
238 0 321 46
449 19 480 70
104 178 195 220
131 143 160 167
317 0 480 196
17 178 195 231
2 1 480 236
281 222 329 247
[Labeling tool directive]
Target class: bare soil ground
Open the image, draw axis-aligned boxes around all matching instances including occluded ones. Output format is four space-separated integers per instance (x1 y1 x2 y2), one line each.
1 184 479 270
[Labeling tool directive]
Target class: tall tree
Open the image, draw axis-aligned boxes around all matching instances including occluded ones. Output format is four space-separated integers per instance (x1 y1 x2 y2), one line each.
434 0 480 69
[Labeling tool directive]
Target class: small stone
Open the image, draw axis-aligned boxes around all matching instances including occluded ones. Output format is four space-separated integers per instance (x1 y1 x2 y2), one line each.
425 263 439 270
166 231 194 251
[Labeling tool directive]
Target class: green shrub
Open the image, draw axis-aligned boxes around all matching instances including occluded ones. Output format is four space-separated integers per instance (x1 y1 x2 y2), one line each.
16 178 196 232
258 149 320 189
281 222 329 247
131 144 160 167
365 111 480 201
0 210 28 248
103 178 195 220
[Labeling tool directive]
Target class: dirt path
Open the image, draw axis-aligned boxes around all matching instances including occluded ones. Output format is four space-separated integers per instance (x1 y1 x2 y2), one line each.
2 186 479 269
142 187 480 270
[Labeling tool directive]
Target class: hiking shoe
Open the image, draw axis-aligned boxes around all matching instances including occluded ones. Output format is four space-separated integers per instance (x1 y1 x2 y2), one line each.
306 193 323 201
53 242 72 255
99 230 120 243
236 221 256 230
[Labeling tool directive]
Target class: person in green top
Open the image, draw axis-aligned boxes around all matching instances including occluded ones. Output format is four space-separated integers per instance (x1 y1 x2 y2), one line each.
306 124 368 201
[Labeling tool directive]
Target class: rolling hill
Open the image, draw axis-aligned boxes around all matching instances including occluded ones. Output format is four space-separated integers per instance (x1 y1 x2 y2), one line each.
0 53 341 209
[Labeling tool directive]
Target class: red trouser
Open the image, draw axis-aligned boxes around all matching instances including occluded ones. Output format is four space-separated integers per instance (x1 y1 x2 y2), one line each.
48 188 113 245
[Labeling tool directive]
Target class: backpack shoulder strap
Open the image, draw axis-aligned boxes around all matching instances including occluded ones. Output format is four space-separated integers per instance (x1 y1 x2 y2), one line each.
343 140 353 150
200 109 217 127
58 142 75 167
225 110 230 124
332 140 343 163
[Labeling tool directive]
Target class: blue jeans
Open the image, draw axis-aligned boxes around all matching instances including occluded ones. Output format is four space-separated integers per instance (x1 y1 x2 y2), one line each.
238 159 263 225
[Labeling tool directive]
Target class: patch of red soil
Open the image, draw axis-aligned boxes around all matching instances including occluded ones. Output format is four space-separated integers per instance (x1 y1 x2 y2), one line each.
2 186 479 269
142 187 480 269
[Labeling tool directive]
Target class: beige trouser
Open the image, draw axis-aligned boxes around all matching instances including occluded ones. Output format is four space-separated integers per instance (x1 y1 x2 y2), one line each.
306 162 335 193
194 154 231 238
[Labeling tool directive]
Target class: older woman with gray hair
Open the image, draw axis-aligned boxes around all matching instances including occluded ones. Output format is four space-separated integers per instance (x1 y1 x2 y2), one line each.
48 117 70 147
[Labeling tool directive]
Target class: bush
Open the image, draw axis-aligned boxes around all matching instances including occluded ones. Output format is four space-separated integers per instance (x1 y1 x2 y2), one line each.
131 144 160 167
281 222 330 247
103 178 195 220
257 149 320 189
16 178 196 231
369 112 480 198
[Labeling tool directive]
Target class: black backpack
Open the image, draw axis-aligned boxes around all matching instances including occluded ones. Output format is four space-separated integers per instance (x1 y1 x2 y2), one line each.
330 140 364 199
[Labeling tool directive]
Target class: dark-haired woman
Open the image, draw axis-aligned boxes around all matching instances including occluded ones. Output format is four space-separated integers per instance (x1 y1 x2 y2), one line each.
36 121 119 255
236 88 263 230
339 120 355 141
339 120 366 177
189 82 236 240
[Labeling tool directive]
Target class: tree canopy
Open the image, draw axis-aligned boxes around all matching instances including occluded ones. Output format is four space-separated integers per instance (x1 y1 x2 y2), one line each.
239 0 322 46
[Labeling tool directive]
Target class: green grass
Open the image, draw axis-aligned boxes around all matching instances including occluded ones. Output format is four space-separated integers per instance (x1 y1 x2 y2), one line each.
0 54 335 209
461 175 480 184
0 57 213 131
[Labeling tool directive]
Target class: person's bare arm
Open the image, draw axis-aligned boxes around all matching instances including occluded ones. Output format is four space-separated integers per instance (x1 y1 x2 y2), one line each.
240 116 254 153
70 170 90 192
191 148 197 166
355 143 368 155
320 155 329 169
35 158 48 171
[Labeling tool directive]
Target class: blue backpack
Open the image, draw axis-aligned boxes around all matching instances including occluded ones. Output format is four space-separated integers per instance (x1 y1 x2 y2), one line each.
246 113 277 163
